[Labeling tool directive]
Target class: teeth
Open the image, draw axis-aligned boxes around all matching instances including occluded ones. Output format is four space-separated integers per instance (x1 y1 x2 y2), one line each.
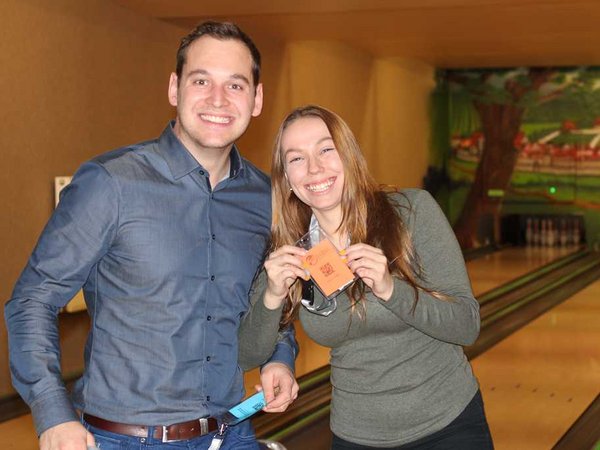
201 114 231 124
306 179 334 192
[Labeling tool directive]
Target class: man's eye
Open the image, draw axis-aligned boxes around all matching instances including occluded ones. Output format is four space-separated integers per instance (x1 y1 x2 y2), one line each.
193 79 207 85
230 84 243 90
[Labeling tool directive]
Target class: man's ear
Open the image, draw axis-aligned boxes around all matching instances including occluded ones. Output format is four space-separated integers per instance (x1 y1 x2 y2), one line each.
252 83 263 117
168 73 179 107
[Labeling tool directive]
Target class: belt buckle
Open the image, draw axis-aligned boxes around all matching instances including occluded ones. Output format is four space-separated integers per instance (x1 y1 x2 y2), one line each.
161 425 177 443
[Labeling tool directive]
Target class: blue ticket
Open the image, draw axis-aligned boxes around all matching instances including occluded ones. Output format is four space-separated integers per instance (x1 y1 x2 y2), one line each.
222 391 266 425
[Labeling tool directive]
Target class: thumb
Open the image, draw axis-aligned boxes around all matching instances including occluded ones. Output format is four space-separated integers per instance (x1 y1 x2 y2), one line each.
261 379 276 404
86 430 97 448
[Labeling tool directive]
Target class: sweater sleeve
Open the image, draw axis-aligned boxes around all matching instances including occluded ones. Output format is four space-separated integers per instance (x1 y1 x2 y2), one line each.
238 270 297 371
379 189 480 345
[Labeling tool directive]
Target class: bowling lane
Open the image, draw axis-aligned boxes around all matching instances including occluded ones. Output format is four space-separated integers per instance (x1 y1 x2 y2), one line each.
467 245 580 295
471 278 600 450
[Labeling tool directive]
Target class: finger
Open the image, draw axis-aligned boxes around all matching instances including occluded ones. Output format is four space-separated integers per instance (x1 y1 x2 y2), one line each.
356 271 375 288
264 403 292 413
269 245 307 259
267 267 304 286
265 258 303 275
291 381 300 400
260 377 276 405
282 267 310 282
266 268 306 296
267 251 305 265
265 381 291 409
345 248 386 264
280 245 308 256
345 243 384 256
348 257 387 277
265 256 306 277
345 253 386 270
275 373 293 398
264 395 292 412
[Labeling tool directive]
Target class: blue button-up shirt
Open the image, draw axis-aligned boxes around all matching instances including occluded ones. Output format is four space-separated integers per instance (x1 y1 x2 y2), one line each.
5 123 296 435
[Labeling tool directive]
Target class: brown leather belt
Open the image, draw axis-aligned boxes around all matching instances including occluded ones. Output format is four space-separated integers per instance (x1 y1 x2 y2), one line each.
83 413 219 443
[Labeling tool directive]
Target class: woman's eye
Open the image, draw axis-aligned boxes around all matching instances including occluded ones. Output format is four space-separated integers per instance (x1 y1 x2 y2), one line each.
321 147 335 154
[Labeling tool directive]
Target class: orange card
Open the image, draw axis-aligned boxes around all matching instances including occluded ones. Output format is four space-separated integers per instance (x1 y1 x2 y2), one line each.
302 239 355 298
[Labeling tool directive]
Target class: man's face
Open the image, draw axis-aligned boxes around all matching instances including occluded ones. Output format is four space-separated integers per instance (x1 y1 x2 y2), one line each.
168 36 263 156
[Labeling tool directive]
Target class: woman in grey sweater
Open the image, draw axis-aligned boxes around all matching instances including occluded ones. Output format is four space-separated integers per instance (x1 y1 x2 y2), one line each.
239 105 494 449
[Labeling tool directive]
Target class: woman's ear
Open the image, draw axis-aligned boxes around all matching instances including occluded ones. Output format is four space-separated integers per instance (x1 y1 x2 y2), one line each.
284 172 293 192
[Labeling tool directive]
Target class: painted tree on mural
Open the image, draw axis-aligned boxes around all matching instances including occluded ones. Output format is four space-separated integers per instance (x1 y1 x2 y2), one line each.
446 67 597 248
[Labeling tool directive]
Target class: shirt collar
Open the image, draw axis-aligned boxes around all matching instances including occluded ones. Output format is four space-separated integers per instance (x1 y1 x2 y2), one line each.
309 214 351 248
158 121 245 181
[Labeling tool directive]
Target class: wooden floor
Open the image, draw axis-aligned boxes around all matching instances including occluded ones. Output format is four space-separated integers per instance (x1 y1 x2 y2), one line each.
472 279 600 449
1 245 597 449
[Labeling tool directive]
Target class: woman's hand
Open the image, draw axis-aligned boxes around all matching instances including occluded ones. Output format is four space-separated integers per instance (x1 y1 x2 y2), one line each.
344 243 394 301
263 245 307 309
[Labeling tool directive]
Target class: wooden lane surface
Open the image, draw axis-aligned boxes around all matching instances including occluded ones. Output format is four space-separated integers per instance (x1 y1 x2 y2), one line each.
0 246 583 448
467 245 580 296
471 278 600 450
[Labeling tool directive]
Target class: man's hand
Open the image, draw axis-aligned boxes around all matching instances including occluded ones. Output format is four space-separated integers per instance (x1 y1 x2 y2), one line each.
39 421 95 450
258 362 299 413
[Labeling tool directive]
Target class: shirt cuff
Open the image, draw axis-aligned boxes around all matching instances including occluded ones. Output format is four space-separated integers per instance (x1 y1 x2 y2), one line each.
264 340 297 374
31 391 79 436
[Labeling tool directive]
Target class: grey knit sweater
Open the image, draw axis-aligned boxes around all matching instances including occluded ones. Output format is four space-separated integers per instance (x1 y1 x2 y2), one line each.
239 189 480 447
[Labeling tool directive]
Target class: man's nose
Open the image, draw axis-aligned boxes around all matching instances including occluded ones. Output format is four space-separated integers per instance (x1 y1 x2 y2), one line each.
207 85 228 107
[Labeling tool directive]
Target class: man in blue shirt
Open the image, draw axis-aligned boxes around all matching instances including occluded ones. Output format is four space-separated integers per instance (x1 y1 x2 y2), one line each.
5 21 298 450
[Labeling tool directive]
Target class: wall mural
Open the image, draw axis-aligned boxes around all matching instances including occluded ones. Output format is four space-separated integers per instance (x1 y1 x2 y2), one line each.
428 67 600 249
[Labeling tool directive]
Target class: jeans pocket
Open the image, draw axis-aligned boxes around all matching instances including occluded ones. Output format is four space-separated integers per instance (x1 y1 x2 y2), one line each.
84 424 127 450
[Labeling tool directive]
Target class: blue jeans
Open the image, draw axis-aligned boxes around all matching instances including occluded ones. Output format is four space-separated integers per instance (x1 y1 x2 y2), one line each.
331 390 494 450
83 418 260 450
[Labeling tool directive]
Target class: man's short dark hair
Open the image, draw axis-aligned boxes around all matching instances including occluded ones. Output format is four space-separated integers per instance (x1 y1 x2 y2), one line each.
176 21 261 87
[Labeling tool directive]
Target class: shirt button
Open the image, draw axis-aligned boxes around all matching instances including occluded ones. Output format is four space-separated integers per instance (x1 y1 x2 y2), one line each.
207 315 212 321
212 234 216 240
206 356 211 361
199 170 205 175
210 275 215 281
140 438 146 443
207 396 211 401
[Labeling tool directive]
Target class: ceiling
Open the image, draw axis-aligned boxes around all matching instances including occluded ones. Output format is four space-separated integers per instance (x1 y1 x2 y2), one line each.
112 0 600 68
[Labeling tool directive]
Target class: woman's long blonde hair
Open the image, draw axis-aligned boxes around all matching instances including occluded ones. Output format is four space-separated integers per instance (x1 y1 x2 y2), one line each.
271 105 429 326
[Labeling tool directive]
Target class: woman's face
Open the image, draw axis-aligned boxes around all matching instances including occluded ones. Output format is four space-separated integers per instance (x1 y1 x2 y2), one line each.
281 117 345 220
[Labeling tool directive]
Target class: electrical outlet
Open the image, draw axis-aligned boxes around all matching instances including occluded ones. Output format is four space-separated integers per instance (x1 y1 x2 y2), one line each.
54 176 72 207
